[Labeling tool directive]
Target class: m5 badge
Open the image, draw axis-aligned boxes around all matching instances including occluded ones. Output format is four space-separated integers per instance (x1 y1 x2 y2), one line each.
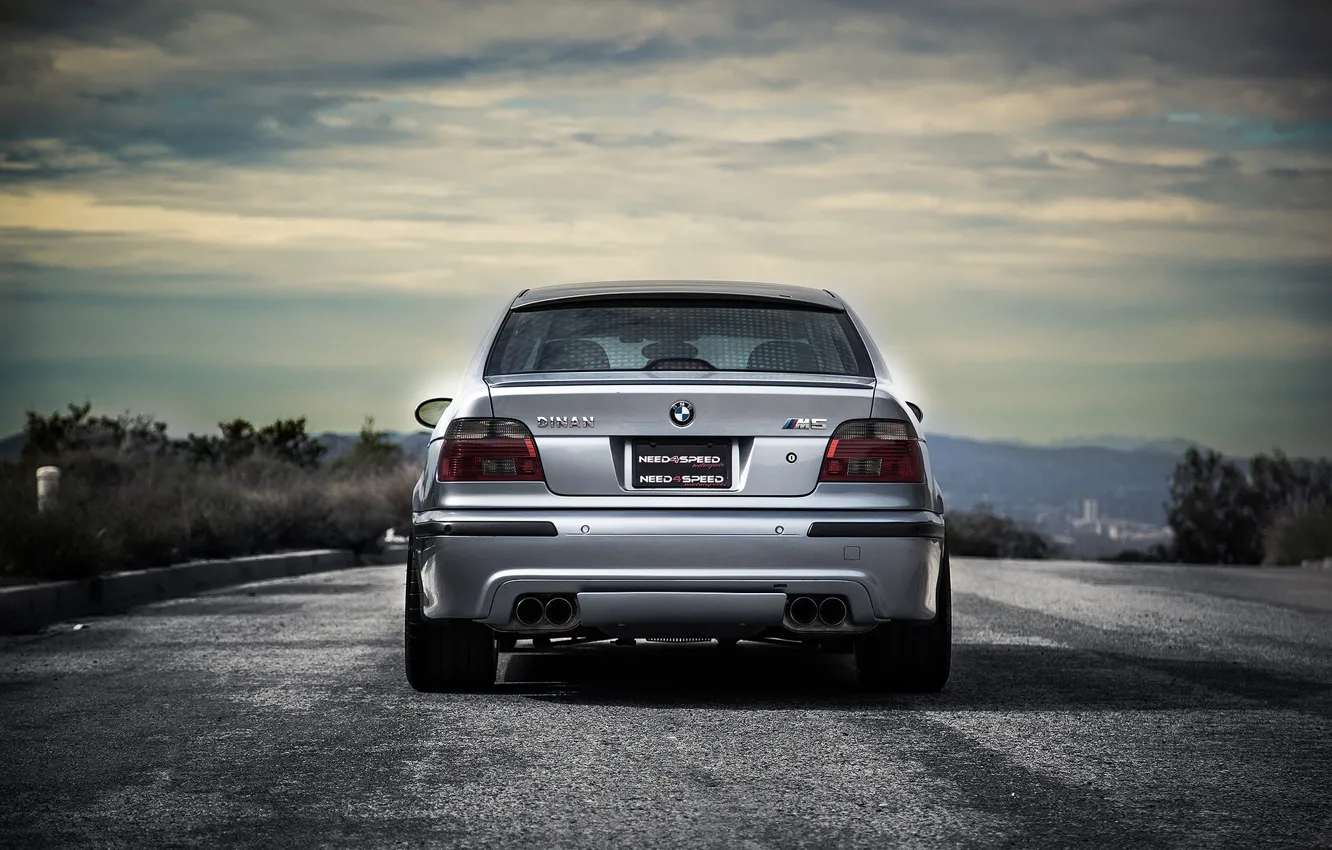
781 418 828 430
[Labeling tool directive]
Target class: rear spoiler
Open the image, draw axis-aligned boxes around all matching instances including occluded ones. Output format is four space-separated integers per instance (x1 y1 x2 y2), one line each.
485 372 877 390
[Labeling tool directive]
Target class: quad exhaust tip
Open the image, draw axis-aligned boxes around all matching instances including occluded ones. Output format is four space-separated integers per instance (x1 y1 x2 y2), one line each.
544 596 574 628
818 596 847 627
789 596 818 627
514 595 577 628
515 596 544 627
787 595 848 628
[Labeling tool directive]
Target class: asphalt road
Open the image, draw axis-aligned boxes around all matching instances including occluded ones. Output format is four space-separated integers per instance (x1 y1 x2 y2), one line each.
2 559 1331 849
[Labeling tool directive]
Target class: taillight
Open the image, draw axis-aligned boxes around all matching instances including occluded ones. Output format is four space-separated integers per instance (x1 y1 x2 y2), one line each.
819 419 924 483
438 419 544 482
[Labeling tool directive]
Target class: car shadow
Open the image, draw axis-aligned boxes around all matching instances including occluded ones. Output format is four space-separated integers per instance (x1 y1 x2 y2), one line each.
498 640 1332 713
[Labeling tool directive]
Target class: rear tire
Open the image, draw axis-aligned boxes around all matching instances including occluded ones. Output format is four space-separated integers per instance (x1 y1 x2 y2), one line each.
855 546 952 693
404 544 496 692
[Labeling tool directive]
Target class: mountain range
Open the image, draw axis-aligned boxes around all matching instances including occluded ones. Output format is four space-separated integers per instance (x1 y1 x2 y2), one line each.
1047 435 1204 455
926 434 1181 525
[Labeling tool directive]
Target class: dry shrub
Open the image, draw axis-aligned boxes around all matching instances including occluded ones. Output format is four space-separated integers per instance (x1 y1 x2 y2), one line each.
0 452 417 583
945 506 1051 559
321 463 418 553
1264 505 1332 565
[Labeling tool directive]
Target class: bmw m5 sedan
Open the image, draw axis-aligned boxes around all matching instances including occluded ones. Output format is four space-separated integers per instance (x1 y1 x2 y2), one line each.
405 281 950 692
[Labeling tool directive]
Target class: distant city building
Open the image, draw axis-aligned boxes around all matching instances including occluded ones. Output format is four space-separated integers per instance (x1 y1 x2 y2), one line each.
1081 498 1099 524
1073 498 1103 534
1065 495 1172 553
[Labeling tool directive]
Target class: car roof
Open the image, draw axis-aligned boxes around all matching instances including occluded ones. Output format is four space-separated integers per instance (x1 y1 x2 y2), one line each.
511 280 844 310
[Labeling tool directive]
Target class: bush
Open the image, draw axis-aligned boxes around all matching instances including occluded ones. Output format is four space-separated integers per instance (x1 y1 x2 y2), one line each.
180 417 326 468
2 404 421 583
22 402 171 461
1264 505 1332 566
322 466 418 553
1166 447 1332 565
0 479 110 581
946 506 1052 559
333 416 405 471
0 450 416 583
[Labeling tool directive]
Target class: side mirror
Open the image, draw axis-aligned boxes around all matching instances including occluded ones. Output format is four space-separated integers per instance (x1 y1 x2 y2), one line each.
906 402 923 423
414 398 452 428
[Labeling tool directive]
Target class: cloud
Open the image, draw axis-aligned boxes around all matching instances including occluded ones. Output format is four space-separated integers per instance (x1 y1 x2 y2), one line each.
0 0 1329 453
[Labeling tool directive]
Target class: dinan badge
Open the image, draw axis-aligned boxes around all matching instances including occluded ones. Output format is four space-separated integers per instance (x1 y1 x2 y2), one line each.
535 416 594 429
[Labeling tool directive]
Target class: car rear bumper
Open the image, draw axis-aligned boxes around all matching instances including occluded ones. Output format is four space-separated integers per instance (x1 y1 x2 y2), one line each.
411 509 944 632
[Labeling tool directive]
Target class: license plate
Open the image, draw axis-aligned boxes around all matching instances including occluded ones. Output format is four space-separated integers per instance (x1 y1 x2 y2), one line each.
631 439 732 489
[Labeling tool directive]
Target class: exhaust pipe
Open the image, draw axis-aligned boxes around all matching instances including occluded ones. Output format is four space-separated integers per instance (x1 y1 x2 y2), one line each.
819 597 847 627
544 596 575 628
515 596 544 627
788 596 818 627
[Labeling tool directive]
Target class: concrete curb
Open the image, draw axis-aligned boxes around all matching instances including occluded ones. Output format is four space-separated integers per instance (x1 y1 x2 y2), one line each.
0 546 407 635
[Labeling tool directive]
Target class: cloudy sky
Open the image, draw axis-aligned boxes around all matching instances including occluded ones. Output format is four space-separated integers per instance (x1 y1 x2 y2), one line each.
2 0 1329 455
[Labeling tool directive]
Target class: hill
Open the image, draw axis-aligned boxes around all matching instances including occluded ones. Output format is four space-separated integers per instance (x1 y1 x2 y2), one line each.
926 435 1182 525
1048 435 1203 455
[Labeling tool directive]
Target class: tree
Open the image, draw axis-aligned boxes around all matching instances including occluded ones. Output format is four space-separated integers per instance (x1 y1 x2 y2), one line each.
1165 448 1332 565
1250 450 1332 515
23 402 170 461
256 417 325 468
182 417 325 469
1250 450 1332 564
338 416 404 470
1166 448 1263 564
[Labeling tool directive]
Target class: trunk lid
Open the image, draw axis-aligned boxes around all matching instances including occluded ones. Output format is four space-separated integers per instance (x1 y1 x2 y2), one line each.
487 373 875 496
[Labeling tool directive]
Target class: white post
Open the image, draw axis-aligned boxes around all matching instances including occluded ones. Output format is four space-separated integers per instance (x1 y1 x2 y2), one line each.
36 466 60 513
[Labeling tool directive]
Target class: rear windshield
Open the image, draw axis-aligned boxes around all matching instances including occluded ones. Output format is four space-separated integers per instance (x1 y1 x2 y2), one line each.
486 299 871 376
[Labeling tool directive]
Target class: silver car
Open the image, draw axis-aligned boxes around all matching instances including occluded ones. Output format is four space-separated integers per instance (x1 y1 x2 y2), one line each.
406 281 950 692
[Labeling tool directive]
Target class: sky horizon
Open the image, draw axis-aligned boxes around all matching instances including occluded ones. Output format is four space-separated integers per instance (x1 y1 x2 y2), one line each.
2 1 1330 457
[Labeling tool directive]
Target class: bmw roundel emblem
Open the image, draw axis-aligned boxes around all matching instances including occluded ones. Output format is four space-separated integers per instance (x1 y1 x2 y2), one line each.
670 400 694 427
